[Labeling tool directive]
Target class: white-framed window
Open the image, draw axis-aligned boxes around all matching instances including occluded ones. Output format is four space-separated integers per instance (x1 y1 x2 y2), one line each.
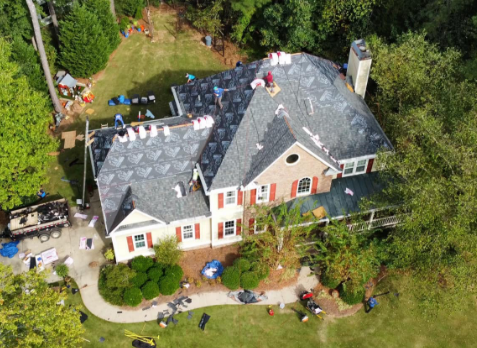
224 220 235 236
343 159 368 176
182 225 194 240
225 191 237 206
257 184 270 203
133 234 146 249
254 219 267 234
297 178 311 196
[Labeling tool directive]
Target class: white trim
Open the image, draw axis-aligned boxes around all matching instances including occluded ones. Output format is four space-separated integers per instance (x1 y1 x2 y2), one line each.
295 142 340 171
224 220 236 238
181 224 195 241
296 177 312 196
195 164 210 195
224 190 237 206
171 86 183 116
339 154 376 163
209 185 242 195
110 208 166 234
244 142 296 190
97 183 111 235
256 184 270 203
133 233 147 250
116 249 155 263
342 159 368 177
254 220 267 234
134 209 166 225
284 153 300 166
110 222 165 237
170 215 210 226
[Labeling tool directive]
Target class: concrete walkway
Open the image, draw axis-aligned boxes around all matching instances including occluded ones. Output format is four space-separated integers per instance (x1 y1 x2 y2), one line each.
80 266 318 323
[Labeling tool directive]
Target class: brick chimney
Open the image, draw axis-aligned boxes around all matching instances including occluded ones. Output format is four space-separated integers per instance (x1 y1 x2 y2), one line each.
346 39 372 98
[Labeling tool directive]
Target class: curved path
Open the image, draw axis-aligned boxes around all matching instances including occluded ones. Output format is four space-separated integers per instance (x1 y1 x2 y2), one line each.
79 267 318 323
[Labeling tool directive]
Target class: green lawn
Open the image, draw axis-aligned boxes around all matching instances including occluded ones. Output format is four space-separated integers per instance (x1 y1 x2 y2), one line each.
67 275 477 348
42 10 226 205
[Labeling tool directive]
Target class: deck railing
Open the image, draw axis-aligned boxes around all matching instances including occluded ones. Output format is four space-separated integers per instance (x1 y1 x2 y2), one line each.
348 215 402 232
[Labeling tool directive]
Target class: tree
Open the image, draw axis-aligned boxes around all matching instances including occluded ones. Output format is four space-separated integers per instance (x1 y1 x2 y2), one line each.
0 264 84 347
80 0 121 54
314 220 380 288
241 204 315 270
116 0 143 17
26 0 62 113
59 3 110 77
0 39 58 209
186 0 224 37
153 236 183 266
369 32 477 311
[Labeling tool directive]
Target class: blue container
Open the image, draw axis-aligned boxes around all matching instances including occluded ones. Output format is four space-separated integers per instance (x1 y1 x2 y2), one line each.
205 36 212 47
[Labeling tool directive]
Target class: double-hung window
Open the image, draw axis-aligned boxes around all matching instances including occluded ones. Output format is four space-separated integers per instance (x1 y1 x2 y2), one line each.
297 178 311 196
182 225 194 240
343 159 368 176
257 185 270 203
133 234 146 249
225 191 236 206
254 218 267 234
224 220 235 236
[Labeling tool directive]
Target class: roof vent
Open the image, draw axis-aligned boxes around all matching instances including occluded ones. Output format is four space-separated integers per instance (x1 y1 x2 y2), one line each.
305 98 314 115
163 125 170 136
126 127 136 141
150 124 158 137
173 182 187 198
138 126 146 139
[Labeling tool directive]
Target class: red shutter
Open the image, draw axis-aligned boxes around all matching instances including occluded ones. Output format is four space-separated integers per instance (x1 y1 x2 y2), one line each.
236 219 242 236
366 159 374 173
176 226 182 242
270 183 277 201
291 180 298 198
311 177 319 194
127 236 134 252
218 193 224 209
250 189 257 205
238 191 243 205
337 164 344 178
249 218 255 233
146 232 153 248
218 222 224 239
195 223 200 239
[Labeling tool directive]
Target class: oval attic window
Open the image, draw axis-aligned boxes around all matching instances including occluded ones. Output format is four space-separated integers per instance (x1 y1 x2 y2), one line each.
286 154 299 165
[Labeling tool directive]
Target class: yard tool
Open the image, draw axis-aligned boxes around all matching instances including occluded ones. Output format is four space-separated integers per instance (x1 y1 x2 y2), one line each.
373 291 390 298
124 330 158 347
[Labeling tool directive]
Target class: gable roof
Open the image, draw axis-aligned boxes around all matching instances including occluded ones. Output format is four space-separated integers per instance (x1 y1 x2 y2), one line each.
172 53 392 192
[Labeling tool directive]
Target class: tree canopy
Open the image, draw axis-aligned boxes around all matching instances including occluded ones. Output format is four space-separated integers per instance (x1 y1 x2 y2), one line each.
0 38 57 209
0 264 84 347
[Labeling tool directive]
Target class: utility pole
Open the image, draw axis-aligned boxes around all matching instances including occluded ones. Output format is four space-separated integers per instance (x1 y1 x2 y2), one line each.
82 117 89 209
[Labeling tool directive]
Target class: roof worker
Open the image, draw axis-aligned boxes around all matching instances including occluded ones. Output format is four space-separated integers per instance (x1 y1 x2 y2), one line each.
264 71 274 88
185 73 195 84
114 113 125 129
236 61 243 68
213 86 228 110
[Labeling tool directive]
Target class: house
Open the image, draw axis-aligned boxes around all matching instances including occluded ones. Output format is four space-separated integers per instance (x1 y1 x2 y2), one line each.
89 40 394 263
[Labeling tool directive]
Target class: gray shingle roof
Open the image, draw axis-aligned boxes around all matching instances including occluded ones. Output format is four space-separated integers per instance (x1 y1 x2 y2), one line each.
172 53 392 191
286 172 384 217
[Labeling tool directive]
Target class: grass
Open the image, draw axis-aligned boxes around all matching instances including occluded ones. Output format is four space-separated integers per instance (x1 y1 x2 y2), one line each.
42 10 226 205
65 275 477 348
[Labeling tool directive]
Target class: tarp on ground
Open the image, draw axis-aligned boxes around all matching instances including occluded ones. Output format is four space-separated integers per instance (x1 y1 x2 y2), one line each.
228 290 268 304
201 259 224 279
0 241 20 258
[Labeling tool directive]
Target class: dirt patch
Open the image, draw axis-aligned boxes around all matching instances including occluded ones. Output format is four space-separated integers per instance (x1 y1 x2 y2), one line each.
180 245 239 279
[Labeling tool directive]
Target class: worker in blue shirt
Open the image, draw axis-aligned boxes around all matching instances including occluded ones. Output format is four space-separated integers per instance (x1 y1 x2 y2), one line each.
365 296 378 313
37 189 47 199
114 113 125 129
186 73 195 83
213 86 228 110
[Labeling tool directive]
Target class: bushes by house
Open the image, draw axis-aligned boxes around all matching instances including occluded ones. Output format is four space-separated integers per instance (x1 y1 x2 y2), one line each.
240 271 259 289
339 282 365 305
222 257 268 290
97 256 183 306
320 273 342 289
222 266 241 290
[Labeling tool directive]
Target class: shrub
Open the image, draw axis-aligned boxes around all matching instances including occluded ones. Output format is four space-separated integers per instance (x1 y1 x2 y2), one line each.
340 283 365 305
103 264 136 288
195 280 202 288
116 0 144 17
56 264 69 278
153 236 182 266
240 272 260 289
124 287 143 307
216 276 222 284
147 268 163 282
320 273 342 289
103 248 115 261
164 264 184 283
208 279 216 286
99 287 124 306
234 258 251 273
131 256 154 272
222 266 240 290
158 275 180 295
141 281 160 300
134 6 143 19
251 262 269 281
119 17 130 32
131 272 148 288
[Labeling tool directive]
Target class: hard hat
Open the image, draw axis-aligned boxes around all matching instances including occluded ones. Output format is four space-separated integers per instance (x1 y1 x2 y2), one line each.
213 86 218 91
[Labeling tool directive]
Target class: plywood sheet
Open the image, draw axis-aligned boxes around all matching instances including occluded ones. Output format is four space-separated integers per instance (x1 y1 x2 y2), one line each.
61 131 76 149
266 82 281 97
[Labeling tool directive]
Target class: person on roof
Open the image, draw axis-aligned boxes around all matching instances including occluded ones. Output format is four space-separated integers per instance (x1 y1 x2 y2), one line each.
186 73 195 83
114 113 125 129
264 71 274 87
37 188 47 199
236 61 243 68
213 86 228 110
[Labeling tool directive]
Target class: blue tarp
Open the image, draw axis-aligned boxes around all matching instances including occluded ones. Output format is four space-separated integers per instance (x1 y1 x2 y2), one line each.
201 259 224 279
0 241 20 258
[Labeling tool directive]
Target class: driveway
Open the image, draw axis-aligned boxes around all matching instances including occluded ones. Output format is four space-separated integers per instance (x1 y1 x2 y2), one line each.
0 191 109 286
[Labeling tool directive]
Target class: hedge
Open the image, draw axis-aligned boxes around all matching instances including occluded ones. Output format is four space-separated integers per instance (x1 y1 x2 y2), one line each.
320 273 342 289
131 256 154 272
251 262 270 281
164 264 184 283
240 271 259 289
340 284 365 305
131 272 148 288
147 267 163 282
141 281 160 300
158 275 180 295
233 258 251 273
123 287 143 307
222 266 240 290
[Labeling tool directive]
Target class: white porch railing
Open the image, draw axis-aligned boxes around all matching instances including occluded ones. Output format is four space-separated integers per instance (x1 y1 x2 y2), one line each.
348 215 402 232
